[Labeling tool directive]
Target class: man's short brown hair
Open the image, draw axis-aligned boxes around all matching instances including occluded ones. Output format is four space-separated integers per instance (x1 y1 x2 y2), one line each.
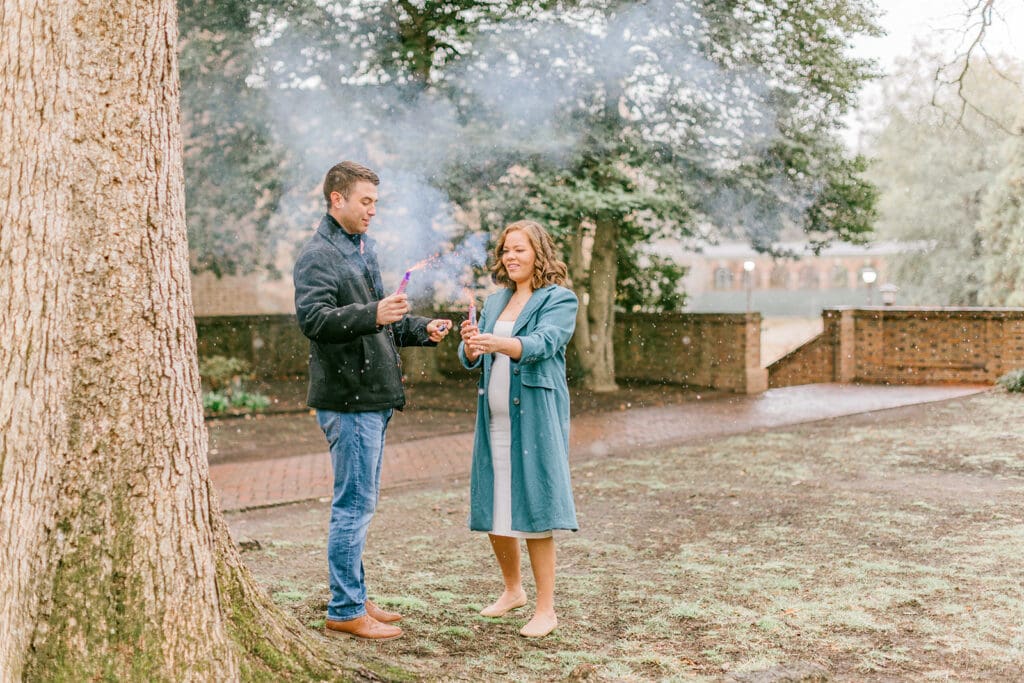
323 161 379 206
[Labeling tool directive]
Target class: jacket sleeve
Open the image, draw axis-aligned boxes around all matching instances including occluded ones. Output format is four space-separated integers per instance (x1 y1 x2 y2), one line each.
293 247 379 344
517 287 578 365
392 314 436 348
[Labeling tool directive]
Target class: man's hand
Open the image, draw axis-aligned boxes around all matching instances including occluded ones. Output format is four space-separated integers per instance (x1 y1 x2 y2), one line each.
376 293 410 325
427 319 453 342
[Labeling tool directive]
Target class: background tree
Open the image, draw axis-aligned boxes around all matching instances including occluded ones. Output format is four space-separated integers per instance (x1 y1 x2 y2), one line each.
175 0 878 391
864 52 1023 305
443 0 878 389
977 111 1024 305
176 0 535 277
179 0 287 276
0 0 374 678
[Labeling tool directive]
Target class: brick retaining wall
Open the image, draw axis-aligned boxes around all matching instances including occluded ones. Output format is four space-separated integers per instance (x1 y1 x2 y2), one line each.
614 312 767 393
196 311 768 393
768 307 1024 387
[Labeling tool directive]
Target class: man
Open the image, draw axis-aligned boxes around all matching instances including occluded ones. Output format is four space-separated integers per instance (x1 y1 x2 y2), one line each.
294 161 451 640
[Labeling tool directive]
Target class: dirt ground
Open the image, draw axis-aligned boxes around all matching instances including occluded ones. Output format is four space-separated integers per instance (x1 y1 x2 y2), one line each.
226 391 1024 681
207 378 720 465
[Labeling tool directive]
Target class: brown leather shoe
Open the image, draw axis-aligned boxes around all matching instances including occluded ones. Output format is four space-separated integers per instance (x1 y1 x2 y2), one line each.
365 599 402 623
324 614 402 640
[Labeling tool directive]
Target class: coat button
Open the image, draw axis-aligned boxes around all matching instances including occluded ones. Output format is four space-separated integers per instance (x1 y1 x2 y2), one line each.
512 397 520 406
513 368 520 375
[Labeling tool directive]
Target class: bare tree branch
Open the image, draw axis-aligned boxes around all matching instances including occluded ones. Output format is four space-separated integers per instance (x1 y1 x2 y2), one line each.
932 0 1022 135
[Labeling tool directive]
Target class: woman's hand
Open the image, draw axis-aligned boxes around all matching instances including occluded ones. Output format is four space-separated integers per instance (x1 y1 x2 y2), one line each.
461 319 481 362
467 332 523 361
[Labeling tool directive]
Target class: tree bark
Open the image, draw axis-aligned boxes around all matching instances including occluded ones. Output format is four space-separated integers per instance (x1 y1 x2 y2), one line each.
1 1 353 679
567 218 619 392
565 220 590 383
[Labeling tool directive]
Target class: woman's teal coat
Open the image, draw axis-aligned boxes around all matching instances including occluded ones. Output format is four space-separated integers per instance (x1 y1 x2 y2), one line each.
458 285 579 533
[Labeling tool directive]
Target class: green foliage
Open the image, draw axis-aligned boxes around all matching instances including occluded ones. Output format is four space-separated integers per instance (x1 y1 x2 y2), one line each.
445 0 879 301
231 391 271 412
178 0 287 277
977 115 1024 306
617 253 688 312
865 53 1024 305
996 369 1024 393
203 389 271 415
203 391 231 414
179 0 879 273
199 355 250 391
199 356 269 414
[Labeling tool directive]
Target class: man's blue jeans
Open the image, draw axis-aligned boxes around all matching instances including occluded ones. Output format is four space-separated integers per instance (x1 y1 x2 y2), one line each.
317 408 393 622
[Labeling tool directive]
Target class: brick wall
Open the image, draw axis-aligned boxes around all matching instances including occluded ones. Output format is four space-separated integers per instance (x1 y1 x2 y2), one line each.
615 312 767 393
196 311 769 393
195 315 308 378
768 307 1024 387
766 332 834 388
191 272 295 317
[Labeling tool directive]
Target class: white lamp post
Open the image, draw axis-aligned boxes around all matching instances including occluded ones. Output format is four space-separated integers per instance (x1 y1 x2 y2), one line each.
861 266 877 305
879 283 899 306
743 260 755 313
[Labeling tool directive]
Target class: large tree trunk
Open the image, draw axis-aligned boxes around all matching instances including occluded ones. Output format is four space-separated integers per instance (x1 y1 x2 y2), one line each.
567 218 619 392
0 1 348 679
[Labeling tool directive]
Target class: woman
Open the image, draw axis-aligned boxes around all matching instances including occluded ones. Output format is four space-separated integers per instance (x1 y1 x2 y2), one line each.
458 219 578 638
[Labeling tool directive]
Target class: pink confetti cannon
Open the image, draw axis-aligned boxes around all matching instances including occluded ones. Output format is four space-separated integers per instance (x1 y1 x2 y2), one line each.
395 270 411 295
468 301 476 327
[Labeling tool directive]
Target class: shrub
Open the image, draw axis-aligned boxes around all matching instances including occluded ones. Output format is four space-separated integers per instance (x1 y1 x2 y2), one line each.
231 391 270 411
199 355 251 391
199 356 270 414
203 391 231 413
996 369 1024 393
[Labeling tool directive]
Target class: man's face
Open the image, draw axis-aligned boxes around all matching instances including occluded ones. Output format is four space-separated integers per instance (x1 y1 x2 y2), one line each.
330 180 378 234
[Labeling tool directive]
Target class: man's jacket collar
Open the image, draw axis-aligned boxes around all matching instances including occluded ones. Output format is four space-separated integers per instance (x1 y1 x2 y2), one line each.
317 214 375 258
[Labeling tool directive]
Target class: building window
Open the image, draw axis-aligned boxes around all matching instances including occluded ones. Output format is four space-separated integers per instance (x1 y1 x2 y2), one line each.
798 265 821 289
713 267 734 290
830 265 849 288
769 264 789 289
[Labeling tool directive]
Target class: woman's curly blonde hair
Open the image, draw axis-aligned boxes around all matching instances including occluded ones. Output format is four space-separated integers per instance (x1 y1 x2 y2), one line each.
490 220 569 290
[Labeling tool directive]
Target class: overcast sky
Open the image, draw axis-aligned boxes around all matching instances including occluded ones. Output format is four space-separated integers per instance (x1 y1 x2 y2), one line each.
843 0 1024 147
853 0 1023 67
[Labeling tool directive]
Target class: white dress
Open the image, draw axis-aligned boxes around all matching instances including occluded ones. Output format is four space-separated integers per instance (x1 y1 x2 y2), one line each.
486 320 552 539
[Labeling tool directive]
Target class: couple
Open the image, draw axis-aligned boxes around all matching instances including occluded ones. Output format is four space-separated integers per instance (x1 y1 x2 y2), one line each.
293 161 578 641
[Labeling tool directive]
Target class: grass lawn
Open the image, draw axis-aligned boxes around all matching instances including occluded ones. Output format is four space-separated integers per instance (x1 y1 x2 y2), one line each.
228 391 1024 681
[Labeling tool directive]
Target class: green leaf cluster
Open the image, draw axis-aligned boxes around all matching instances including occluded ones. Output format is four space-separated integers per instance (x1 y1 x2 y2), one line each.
179 0 880 310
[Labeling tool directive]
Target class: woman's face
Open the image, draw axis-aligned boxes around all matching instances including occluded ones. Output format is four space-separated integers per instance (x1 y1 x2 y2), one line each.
501 229 536 287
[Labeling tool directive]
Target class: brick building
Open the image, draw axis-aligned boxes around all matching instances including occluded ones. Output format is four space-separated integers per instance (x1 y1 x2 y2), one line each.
654 240 908 316
192 240 909 318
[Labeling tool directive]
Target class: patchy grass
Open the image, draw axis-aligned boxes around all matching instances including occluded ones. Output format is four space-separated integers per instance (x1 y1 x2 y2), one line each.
229 393 1024 680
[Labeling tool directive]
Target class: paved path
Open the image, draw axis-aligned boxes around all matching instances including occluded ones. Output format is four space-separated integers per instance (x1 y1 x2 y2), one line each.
210 383 988 511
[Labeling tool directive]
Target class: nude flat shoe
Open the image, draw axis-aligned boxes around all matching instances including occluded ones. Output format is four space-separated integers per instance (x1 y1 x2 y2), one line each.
519 615 557 638
480 592 528 618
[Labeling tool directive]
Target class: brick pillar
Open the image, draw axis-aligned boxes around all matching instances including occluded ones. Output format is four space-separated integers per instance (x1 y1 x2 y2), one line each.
744 312 768 393
822 308 856 383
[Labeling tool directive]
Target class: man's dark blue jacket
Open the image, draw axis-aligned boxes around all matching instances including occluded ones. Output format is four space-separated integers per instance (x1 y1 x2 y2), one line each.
293 215 434 412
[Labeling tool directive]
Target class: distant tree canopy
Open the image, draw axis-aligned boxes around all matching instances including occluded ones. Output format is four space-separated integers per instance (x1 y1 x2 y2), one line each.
179 0 878 273
865 52 1024 305
178 0 881 388
977 112 1024 306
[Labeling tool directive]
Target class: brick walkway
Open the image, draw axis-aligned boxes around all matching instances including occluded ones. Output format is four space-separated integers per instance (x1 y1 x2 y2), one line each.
209 383 988 511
